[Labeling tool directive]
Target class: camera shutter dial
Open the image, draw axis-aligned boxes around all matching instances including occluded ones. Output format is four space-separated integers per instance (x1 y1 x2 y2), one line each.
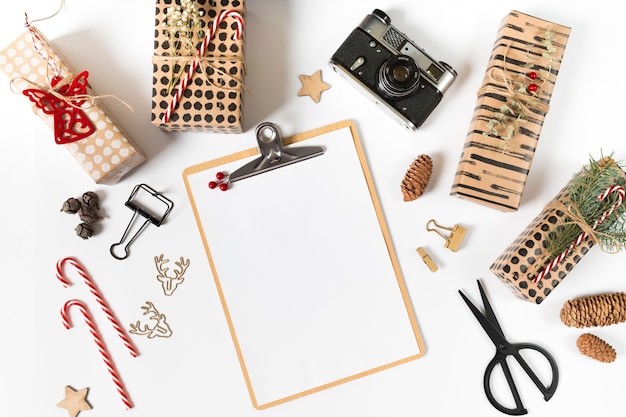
378 55 420 99
371 9 391 25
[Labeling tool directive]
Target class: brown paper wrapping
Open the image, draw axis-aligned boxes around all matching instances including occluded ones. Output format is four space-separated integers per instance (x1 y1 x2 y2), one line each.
490 164 626 304
0 27 146 185
450 10 571 211
151 0 246 133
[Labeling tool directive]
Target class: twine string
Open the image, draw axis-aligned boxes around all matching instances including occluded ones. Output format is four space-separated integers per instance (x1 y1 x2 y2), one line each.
153 54 245 92
24 0 64 26
477 43 552 153
11 74 132 116
17 7 133 142
533 185 626 283
24 0 65 81
161 9 244 124
479 65 550 115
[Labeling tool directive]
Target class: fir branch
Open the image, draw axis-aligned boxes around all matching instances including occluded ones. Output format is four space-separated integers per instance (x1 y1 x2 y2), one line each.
545 154 626 256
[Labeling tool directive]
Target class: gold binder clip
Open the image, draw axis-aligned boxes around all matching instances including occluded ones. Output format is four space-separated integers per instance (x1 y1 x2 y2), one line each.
416 247 438 272
426 219 467 252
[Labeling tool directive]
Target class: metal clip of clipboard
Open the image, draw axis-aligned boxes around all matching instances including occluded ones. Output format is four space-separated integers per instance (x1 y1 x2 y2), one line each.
110 183 174 260
227 122 325 184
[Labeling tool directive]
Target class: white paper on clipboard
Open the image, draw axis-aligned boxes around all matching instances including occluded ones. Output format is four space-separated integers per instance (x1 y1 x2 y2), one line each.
183 120 424 409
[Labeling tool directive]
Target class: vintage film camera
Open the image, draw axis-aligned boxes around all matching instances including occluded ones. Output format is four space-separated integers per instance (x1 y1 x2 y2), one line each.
329 9 457 131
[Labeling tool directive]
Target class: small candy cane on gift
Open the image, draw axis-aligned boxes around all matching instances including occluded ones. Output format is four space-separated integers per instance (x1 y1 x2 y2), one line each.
56 257 139 357
61 299 134 410
161 9 244 124
533 185 625 283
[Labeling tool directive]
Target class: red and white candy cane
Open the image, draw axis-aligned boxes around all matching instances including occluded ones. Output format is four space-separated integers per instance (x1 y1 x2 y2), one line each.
62 299 133 410
56 257 139 357
533 184 625 283
161 9 244 124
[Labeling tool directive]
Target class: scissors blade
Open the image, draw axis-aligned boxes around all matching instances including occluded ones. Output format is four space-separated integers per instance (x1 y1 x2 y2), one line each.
477 280 505 337
458 282 508 348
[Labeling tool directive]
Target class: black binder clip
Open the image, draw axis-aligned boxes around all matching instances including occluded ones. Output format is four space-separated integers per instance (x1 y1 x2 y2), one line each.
110 183 174 260
226 122 325 185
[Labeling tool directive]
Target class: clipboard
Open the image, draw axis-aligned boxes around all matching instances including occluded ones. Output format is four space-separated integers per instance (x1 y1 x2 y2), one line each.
183 120 424 409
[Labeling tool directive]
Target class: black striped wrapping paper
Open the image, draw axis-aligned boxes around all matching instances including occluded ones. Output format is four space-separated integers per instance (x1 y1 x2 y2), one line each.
450 10 570 212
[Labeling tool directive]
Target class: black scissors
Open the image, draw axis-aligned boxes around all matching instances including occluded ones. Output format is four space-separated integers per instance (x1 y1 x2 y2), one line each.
458 280 559 415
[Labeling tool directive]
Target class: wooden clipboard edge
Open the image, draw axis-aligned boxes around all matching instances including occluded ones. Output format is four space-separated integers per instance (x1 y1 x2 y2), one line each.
344 120 426 359
182 119 425 410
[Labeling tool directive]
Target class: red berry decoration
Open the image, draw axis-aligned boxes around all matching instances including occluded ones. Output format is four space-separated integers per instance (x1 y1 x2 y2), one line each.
527 83 538 93
208 172 229 191
527 71 538 80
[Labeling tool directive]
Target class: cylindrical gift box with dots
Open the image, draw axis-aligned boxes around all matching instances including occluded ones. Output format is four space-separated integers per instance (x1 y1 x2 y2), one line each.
490 162 626 304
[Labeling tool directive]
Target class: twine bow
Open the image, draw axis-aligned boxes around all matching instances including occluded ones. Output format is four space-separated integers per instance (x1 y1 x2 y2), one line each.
479 65 550 116
533 185 626 283
478 42 553 153
161 9 244 124
18 15 97 143
16 11 131 144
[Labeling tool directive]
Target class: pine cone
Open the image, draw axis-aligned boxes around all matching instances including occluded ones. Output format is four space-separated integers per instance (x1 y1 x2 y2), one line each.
75 223 94 240
60 197 82 214
401 154 433 202
576 333 616 363
560 292 626 328
82 191 100 209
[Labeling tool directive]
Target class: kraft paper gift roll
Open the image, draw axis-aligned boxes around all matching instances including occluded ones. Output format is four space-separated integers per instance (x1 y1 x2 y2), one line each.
0 26 146 185
490 158 626 304
450 10 570 212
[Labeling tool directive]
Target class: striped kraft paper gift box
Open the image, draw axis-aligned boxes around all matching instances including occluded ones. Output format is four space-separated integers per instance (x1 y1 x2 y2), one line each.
450 10 570 212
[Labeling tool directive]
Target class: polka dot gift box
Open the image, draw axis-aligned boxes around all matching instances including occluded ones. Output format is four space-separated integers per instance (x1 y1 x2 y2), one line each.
490 158 626 304
151 0 246 133
0 26 146 185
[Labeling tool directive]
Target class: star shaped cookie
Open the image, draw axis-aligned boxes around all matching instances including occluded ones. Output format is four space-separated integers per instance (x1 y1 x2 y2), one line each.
298 70 331 103
57 385 92 417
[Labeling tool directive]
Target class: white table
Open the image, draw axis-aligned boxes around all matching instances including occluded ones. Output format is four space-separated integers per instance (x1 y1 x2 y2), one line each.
1 1 624 415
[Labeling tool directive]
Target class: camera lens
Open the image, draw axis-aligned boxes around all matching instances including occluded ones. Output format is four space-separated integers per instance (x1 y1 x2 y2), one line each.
378 55 420 99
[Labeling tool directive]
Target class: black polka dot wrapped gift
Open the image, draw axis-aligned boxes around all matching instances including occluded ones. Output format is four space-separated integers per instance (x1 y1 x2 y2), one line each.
151 0 246 133
490 157 626 304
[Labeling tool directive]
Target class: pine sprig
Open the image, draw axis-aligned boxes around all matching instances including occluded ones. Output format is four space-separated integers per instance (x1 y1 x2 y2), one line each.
545 154 626 256
483 27 558 150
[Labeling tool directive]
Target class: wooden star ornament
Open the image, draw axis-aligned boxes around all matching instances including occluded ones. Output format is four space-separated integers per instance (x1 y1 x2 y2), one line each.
57 385 92 417
298 70 331 103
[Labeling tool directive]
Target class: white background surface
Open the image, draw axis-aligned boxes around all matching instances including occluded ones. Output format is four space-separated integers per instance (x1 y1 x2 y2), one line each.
184 126 423 407
0 0 625 416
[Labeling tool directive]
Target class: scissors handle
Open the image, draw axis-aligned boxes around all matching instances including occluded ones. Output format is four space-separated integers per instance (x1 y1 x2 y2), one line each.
484 343 559 416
